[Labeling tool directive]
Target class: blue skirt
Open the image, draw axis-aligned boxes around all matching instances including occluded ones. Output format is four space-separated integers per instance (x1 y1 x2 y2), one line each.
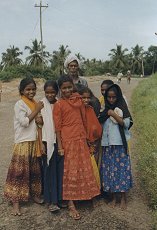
100 145 132 192
39 143 64 204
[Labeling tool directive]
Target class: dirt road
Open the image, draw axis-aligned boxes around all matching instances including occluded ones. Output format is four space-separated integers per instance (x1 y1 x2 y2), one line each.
0 76 153 230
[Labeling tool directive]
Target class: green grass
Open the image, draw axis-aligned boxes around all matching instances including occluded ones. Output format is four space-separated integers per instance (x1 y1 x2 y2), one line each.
132 74 157 225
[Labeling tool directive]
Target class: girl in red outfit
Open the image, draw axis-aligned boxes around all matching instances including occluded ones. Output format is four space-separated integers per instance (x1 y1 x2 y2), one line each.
53 75 100 220
78 86 102 187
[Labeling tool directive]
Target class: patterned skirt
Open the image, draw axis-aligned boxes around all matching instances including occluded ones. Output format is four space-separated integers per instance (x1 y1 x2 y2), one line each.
4 141 41 202
100 145 133 193
62 139 100 200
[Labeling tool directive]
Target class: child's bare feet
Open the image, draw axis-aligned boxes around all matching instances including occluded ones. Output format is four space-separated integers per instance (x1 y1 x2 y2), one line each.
12 202 21 216
120 201 127 210
120 193 127 210
108 199 116 208
108 193 116 208
33 196 44 204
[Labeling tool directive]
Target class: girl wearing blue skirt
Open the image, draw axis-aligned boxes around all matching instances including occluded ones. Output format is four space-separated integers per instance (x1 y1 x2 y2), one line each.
99 84 133 209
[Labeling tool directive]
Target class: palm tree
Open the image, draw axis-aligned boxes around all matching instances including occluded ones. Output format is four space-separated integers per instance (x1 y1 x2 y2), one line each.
131 44 144 75
1 45 23 70
25 39 49 67
50 45 71 75
75 53 85 62
146 46 157 74
108 45 128 73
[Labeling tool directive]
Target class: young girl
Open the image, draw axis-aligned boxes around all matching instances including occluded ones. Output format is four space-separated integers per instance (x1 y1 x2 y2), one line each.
78 86 102 188
100 84 132 210
4 78 44 215
40 80 64 212
99 80 114 112
53 75 100 220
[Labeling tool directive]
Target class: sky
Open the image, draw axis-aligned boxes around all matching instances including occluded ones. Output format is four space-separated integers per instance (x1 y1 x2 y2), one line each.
0 0 157 61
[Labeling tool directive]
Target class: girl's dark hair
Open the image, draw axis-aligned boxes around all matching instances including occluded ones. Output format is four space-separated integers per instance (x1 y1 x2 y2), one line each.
101 79 114 87
19 78 36 95
44 80 58 94
76 85 92 96
57 75 73 88
107 86 119 97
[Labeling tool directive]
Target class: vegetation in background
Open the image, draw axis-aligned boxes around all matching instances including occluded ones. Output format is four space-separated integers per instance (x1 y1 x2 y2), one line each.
0 39 157 81
132 74 157 209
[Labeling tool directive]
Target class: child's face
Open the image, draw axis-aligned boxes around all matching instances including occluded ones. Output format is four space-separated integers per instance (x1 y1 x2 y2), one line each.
107 90 117 105
60 81 74 98
101 84 108 95
45 86 57 103
22 83 36 100
81 92 90 106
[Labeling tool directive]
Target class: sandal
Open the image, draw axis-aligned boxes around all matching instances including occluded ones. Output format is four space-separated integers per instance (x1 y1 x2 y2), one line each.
58 201 68 208
33 197 44 205
48 204 60 212
69 205 81 220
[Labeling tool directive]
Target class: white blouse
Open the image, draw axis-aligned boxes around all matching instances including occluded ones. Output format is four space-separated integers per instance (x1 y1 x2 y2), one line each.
14 99 37 143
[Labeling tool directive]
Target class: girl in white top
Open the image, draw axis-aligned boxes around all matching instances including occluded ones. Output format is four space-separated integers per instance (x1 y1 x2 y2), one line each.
4 78 44 216
40 80 64 212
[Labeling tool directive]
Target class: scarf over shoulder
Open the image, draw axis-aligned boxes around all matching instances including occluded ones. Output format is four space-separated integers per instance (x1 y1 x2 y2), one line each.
41 97 56 165
21 95 41 157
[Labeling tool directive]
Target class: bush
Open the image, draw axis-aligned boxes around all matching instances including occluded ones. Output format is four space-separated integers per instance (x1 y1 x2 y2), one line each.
132 74 157 207
0 65 58 82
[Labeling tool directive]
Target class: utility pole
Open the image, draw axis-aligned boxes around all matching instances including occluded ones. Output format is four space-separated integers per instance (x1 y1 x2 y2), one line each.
35 1 48 70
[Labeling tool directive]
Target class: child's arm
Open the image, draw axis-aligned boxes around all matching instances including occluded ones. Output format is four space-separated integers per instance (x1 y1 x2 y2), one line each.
28 101 44 123
37 127 43 154
56 131 64 156
53 101 64 155
108 109 124 126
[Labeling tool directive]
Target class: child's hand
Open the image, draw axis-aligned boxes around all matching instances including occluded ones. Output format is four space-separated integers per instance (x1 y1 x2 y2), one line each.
58 148 64 156
41 143 46 155
36 101 44 112
35 114 43 126
108 109 114 116
93 129 98 139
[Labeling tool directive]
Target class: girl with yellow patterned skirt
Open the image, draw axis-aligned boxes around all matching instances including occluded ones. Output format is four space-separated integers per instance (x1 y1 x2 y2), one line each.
4 78 44 216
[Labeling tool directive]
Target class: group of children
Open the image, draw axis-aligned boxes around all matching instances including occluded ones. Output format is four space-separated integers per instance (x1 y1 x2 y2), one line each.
3 75 133 219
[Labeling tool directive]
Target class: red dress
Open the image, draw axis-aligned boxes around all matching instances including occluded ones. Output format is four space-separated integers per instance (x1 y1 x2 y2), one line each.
53 93 100 200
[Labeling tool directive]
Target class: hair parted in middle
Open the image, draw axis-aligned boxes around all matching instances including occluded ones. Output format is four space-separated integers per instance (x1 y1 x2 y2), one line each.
57 75 74 88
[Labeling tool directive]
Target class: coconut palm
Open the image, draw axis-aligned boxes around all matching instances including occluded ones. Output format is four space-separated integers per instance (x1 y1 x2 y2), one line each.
108 44 128 73
50 45 71 75
131 44 144 75
1 45 23 70
145 46 157 74
25 39 49 67
75 53 85 62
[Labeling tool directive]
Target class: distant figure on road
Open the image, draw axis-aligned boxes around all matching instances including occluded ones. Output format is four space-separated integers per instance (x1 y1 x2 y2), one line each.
126 70 131 84
117 72 123 84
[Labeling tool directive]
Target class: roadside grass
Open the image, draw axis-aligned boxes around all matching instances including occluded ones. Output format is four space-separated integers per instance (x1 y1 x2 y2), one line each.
131 74 157 226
